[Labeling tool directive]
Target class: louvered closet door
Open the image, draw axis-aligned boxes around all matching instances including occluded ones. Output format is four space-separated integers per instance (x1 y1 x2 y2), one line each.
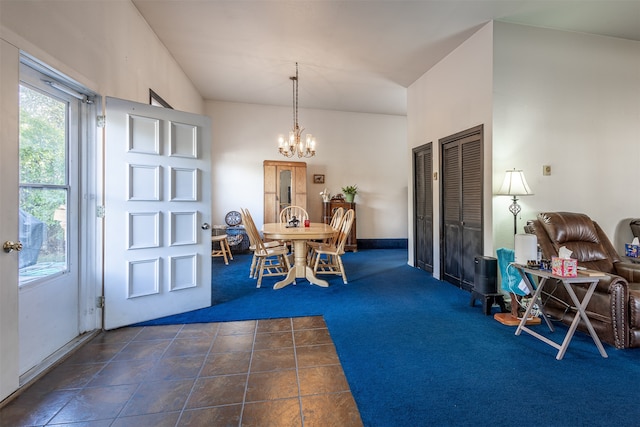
413 143 433 272
441 125 483 291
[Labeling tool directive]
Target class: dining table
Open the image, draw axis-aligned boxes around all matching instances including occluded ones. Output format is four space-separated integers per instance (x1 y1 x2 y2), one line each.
262 222 337 289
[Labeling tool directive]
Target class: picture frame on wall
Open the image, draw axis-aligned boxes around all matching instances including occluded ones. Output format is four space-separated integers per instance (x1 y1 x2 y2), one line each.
313 174 325 184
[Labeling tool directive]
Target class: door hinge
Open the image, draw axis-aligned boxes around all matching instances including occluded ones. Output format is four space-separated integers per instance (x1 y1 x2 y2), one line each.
97 115 106 128
96 205 105 218
96 296 105 309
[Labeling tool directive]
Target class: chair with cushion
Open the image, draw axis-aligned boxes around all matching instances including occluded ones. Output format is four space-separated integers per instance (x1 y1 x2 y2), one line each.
525 211 640 348
311 209 355 284
240 208 291 287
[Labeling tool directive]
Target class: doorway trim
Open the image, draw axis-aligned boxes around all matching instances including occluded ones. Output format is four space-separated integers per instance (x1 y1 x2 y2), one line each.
18 53 100 386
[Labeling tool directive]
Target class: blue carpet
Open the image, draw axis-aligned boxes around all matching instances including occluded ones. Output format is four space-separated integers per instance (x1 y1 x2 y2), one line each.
139 249 640 426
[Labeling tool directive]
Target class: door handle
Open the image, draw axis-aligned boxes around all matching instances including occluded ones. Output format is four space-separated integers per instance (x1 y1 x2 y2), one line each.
3 241 23 253
201 223 211 230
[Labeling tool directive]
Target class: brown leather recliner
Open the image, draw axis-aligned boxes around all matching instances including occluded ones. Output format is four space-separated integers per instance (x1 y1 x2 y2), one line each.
525 212 640 349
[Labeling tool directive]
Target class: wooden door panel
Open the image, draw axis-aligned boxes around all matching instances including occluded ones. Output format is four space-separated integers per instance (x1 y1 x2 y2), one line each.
443 223 460 283
413 143 433 272
440 125 483 289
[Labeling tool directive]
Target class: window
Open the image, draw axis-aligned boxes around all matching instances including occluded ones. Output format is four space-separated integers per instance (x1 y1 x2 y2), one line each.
18 63 84 285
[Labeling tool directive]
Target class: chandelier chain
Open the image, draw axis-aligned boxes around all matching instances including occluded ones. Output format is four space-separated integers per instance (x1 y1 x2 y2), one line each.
292 63 297 131
277 61 316 158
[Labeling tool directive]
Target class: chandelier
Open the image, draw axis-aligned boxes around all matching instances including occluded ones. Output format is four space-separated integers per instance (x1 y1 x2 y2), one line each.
278 62 316 158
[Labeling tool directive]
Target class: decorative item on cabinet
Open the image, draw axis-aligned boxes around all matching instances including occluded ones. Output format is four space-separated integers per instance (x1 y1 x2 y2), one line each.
322 201 357 252
341 185 358 203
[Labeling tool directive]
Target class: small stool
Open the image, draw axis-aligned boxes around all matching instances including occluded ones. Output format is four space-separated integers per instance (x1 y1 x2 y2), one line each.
470 291 507 315
211 234 233 265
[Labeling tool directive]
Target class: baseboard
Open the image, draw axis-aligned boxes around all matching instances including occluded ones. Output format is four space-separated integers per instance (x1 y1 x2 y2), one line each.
357 239 408 249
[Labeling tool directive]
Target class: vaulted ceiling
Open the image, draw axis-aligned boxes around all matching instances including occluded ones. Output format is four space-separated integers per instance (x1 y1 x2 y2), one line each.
132 0 640 116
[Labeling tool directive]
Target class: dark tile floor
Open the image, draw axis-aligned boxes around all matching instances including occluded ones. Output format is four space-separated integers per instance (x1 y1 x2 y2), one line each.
0 316 363 426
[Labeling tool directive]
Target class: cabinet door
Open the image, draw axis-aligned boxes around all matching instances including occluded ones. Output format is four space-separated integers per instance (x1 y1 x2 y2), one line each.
293 165 307 208
264 163 277 224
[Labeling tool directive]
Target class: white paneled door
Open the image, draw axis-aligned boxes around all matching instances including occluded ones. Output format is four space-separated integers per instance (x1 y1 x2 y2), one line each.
104 98 212 330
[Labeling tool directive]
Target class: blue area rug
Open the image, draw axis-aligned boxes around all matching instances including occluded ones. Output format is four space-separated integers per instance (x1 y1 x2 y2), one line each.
139 249 640 426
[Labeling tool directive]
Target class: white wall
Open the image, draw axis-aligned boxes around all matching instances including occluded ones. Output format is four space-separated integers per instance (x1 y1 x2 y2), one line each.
493 22 640 252
0 0 203 113
407 23 494 277
206 100 408 239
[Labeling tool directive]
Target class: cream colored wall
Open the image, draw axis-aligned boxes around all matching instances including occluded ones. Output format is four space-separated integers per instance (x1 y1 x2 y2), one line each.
407 23 494 278
493 22 640 253
206 100 408 239
0 0 203 113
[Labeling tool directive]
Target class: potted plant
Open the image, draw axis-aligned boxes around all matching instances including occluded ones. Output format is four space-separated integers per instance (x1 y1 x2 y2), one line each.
341 184 358 203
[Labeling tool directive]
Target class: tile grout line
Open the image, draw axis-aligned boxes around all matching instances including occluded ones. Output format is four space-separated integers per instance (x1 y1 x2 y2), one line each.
238 320 259 426
44 326 149 426
111 324 186 425
292 317 306 427
174 322 222 427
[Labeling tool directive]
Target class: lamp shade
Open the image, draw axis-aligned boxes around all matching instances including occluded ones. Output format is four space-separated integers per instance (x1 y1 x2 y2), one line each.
497 169 533 196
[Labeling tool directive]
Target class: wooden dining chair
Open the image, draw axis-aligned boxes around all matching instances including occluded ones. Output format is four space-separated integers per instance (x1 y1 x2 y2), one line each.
277 205 309 257
278 205 309 224
328 207 344 229
239 208 278 277
240 208 291 287
307 207 343 263
310 208 355 284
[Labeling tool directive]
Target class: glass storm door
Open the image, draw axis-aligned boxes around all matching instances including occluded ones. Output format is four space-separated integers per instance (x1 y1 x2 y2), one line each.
18 62 80 375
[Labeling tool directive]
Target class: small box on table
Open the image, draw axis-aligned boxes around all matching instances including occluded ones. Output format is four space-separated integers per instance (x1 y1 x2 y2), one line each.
551 256 578 277
625 244 639 258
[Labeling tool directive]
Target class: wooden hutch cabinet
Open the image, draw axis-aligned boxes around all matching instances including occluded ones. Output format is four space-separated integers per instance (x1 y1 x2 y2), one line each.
322 200 357 252
263 160 307 224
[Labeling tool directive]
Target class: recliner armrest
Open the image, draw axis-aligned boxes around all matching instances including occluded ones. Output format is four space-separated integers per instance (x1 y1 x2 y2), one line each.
587 273 628 295
614 261 640 284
